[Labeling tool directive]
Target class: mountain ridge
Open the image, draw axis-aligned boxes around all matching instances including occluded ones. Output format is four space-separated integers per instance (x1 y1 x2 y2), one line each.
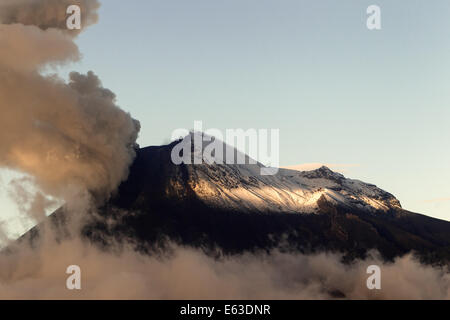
11 141 450 266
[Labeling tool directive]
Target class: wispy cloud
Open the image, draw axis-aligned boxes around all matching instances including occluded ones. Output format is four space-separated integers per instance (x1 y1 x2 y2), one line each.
423 197 450 203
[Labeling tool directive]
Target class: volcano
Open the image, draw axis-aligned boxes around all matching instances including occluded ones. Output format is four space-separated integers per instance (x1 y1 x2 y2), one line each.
18 138 450 265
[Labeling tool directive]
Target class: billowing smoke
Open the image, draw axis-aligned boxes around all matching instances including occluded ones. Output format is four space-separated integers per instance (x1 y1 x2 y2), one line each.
0 0 140 214
0 0 99 31
7 176 58 223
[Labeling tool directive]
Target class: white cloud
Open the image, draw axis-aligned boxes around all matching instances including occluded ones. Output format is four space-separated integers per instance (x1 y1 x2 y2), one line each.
423 197 450 203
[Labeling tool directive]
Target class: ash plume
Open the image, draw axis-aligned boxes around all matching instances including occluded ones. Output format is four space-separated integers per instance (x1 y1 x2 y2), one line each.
0 0 100 32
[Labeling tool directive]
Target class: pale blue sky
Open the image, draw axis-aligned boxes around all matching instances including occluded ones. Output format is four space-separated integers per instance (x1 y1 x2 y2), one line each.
1 0 450 234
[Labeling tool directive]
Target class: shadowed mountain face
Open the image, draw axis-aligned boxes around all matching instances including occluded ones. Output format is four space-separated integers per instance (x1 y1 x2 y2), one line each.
18 141 450 265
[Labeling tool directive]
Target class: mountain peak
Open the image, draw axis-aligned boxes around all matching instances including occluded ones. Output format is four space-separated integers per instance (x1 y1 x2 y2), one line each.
301 165 345 183
318 165 333 172
16 143 450 268
145 140 401 214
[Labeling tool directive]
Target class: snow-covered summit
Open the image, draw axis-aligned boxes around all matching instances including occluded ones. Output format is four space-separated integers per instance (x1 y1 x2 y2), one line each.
181 163 401 214
168 133 402 214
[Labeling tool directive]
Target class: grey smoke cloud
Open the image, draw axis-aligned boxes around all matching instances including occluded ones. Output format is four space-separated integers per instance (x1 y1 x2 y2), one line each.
0 0 140 212
0 24 80 72
0 0 100 32
7 176 60 226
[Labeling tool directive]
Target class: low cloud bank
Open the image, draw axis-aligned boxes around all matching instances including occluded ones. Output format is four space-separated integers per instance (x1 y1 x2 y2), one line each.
1 234 448 299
